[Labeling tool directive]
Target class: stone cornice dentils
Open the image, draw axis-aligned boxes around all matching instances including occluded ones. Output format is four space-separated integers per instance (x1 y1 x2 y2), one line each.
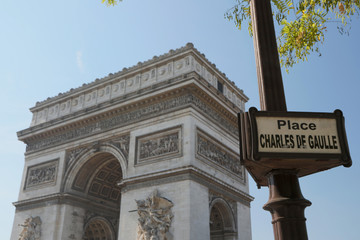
27 47 248 131
18 44 248 142
18 75 193 140
18 80 238 145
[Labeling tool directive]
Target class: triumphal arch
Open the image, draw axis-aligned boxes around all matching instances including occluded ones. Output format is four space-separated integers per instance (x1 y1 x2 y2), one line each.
11 43 253 240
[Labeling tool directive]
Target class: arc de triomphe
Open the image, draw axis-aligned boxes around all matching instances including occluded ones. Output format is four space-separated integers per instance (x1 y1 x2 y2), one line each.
11 43 253 240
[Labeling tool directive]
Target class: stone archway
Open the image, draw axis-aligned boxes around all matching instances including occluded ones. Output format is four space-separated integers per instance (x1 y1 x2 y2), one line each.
63 148 126 240
73 153 123 203
83 217 116 240
210 198 237 240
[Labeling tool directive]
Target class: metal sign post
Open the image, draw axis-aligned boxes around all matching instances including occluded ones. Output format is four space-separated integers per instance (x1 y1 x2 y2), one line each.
247 0 340 239
250 0 310 236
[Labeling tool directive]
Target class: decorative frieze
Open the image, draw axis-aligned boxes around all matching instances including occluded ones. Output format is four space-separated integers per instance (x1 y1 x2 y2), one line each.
196 130 244 179
18 216 41 240
136 127 181 165
25 160 58 189
25 93 237 153
136 190 173 240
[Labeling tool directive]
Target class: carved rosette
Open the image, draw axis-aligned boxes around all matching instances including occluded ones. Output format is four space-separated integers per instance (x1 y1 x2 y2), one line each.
18 216 42 240
136 190 173 240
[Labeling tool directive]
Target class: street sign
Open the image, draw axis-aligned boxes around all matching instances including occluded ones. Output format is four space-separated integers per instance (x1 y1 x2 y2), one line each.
239 107 352 186
257 116 341 153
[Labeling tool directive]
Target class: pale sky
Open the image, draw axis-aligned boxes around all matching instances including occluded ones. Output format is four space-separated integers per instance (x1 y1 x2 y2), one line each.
1 0 360 239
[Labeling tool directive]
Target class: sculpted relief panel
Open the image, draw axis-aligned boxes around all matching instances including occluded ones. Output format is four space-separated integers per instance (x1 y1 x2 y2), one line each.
25 160 58 189
136 190 173 240
196 129 244 180
136 127 181 165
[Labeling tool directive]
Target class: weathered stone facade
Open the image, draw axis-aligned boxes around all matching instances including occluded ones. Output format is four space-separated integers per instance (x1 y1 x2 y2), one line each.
11 43 252 240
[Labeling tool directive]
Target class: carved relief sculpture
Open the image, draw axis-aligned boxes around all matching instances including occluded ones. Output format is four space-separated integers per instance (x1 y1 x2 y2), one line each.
136 190 173 240
197 131 244 178
110 135 130 160
25 160 58 189
137 128 181 164
65 147 87 169
139 133 178 159
18 216 41 240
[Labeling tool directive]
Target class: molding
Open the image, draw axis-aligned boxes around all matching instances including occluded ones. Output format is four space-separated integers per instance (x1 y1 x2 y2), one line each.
22 87 238 154
13 193 119 215
30 43 247 111
118 166 253 206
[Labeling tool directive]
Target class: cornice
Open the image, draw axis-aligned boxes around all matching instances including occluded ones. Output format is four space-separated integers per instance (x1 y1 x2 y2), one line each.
25 43 248 128
20 82 240 154
18 73 195 139
13 166 253 212
32 43 247 109
118 165 253 206
13 193 119 214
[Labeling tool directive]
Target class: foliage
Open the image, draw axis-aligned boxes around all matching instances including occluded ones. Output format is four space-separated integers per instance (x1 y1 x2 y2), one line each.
225 0 360 71
102 0 120 6
103 0 359 71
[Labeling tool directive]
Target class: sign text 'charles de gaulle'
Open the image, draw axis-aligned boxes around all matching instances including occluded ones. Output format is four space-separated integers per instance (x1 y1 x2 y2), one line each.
238 107 352 186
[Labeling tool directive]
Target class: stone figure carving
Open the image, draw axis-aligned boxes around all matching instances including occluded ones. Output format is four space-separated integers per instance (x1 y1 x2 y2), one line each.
136 190 173 240
18 216 41 240
139 132 179 161
66 147 85 167
197 133 243 177
26 162 57 188
111 135 130 159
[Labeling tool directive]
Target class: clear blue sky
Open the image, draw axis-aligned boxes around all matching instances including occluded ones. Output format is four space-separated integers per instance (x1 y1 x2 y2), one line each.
1 0 359 239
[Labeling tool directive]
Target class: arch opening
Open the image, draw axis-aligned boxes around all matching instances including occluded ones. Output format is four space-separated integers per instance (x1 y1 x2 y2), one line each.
72 152 122 204
67 152 123 239
83 217 115 240
210 199 237 240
